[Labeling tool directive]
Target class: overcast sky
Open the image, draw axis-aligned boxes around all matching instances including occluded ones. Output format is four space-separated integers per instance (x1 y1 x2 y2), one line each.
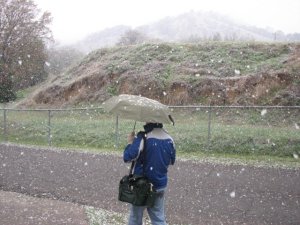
33 0 300 44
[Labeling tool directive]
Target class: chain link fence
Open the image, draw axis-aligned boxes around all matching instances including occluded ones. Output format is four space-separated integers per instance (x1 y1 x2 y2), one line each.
0 106 299 157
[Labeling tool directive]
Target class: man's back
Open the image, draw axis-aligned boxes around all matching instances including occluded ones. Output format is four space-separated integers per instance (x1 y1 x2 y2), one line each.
123 125 176 189
144 128 175 189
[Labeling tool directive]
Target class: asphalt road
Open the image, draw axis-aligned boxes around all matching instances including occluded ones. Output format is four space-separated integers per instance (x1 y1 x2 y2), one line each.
0 143 299 225
0 190 88 225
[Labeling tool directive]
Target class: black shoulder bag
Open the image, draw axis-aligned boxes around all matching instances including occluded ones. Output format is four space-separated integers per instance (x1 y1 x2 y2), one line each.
118 132 157 207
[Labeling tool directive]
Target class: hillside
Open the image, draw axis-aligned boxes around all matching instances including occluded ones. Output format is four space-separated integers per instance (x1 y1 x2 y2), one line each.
71 11 300 54
20 42 300 108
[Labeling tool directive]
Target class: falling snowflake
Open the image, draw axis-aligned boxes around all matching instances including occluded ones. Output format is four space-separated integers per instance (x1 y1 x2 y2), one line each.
84 162 88 166
293 153 299 159
163 91 167 96
230 191 236 198
234 69 240 75
261 109 267 116
295 123 299 130
18 60 22 65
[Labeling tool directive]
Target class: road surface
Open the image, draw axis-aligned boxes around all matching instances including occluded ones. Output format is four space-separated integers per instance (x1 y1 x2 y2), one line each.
0 144 299 225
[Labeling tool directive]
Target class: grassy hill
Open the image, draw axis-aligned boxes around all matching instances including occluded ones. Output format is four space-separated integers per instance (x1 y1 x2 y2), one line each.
19 41 300 108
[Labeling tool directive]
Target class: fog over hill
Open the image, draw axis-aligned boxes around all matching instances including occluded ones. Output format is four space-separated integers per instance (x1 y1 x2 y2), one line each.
28 12 300 109
138 11 273 41
72 11 300 53
74 25 130 53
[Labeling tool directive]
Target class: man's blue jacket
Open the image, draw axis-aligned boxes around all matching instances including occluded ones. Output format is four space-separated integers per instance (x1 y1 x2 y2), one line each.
123 128 176 190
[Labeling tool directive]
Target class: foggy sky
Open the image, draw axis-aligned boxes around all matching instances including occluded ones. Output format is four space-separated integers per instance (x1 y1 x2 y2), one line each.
33 0 300 44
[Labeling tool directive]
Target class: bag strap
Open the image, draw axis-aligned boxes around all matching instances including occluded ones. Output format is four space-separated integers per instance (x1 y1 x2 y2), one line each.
129 131 147 175
141 132 147 176
129 161 135 175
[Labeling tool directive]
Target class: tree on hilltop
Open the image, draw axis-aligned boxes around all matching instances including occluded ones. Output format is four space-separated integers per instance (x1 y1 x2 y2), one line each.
117 30 147 46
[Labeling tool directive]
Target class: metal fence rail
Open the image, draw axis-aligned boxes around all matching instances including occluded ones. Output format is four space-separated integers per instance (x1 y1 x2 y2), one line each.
0 106 299 156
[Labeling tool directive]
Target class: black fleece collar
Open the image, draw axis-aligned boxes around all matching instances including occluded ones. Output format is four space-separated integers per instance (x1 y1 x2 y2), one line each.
143 123 163 133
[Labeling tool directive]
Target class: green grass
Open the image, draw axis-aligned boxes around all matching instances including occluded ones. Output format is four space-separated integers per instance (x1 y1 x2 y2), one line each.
71 42 294 83
0 107 299 167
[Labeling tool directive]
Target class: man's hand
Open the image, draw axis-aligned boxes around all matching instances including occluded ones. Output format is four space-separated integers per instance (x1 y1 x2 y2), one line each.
127 131 135 144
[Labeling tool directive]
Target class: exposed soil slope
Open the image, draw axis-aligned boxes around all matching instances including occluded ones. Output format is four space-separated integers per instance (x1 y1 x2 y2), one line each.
20 42 300 108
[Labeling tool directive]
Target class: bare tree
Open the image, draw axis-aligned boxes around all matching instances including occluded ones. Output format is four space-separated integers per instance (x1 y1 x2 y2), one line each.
0 0 52 102
117 30 147 46
212 32 222 41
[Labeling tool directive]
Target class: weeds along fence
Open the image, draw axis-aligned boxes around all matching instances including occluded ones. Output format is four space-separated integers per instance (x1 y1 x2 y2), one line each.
0 106 299 157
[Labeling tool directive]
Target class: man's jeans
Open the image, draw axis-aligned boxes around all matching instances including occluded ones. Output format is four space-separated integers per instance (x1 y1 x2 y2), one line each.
128 188 166 225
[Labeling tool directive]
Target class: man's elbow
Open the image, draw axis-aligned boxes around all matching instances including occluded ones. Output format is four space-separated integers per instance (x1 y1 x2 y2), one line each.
170 157 176 165
123 155 128 163
123 152 132 163
123 158 130 163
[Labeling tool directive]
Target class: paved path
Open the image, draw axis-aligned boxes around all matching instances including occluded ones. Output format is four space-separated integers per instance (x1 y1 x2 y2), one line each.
0 190 88 225
0 143 299 225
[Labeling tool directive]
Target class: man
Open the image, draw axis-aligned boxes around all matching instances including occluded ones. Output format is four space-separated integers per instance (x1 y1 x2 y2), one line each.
123 122 176 225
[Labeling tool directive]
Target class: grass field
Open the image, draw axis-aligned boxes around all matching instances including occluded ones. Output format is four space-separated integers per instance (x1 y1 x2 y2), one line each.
0 107 299 166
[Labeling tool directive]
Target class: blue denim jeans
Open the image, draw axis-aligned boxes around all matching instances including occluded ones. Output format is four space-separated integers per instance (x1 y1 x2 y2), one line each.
128 188 166 225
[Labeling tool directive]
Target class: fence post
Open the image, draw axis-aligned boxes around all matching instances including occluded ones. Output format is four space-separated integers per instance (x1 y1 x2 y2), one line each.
115 115 119 148
207 105 212 149
3 109 7 142
48 110 52 146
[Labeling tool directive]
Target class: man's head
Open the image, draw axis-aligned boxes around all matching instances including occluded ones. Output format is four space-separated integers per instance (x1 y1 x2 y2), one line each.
144 122 163 132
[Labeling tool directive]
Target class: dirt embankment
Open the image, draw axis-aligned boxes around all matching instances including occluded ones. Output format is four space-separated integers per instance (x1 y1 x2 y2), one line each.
19 43 300 108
